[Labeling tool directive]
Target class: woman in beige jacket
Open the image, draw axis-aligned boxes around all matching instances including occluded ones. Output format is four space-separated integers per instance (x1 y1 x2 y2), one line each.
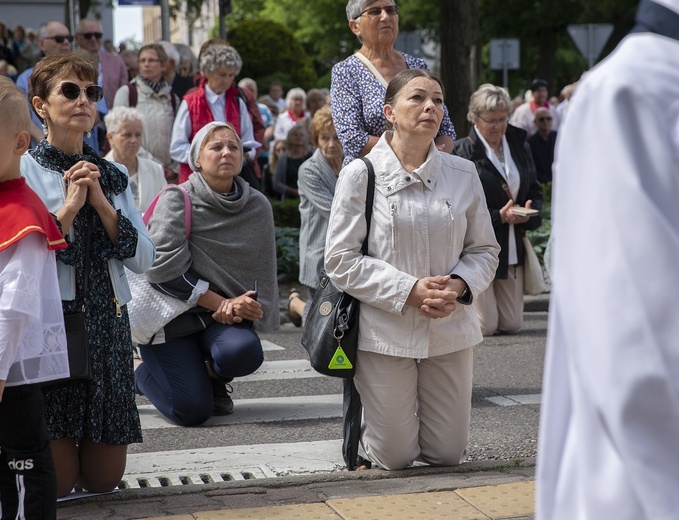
325 69 499 470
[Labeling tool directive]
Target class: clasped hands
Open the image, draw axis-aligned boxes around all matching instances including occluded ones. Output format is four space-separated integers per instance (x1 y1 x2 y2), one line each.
406 275 466 319
212 290 262 325
63 160 108 211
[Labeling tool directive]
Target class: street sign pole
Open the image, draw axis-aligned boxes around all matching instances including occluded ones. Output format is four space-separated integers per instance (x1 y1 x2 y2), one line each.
490 39 520 90
160 0 170 41
67 0 80 38
502 43 508 89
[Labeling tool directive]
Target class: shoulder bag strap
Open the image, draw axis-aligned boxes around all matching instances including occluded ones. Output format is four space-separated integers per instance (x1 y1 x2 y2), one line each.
354 52 389 89
128 82 138 107
142 184 191 237
486 152 514 202
499 177 513 202
358 157 376 256
80 210 94 311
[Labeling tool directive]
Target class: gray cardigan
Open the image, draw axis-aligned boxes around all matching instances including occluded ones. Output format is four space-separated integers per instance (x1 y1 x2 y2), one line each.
146 173 280 332
297 148 338 288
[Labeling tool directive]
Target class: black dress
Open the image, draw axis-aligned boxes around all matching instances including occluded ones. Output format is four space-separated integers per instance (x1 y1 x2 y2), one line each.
31 140 143 445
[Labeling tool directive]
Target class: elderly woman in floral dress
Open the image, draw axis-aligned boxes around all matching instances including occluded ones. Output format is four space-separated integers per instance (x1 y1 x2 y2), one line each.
331 0 455 166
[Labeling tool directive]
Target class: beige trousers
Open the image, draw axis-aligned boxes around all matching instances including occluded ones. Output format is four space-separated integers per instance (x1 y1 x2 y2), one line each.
353 347 473 470
475 265 524 336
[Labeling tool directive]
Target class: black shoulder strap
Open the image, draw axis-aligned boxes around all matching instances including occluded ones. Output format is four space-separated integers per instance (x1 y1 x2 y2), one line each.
170 91 178 114
235 86 247 107
128 82 137 107
358 157 375 256
80 210 94 311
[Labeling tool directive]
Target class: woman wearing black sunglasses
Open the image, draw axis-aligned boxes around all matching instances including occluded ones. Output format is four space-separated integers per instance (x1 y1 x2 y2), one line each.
21 53 155 499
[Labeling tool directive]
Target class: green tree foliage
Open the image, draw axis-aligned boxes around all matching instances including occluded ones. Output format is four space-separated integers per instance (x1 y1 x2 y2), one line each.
226 19 318 91
477 0 638 96
170 0 639 100
259 0 354 75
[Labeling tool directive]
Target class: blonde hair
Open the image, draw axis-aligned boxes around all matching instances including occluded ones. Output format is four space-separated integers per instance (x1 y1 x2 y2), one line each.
310 106 336 148
467 84 511 123
0 76 31 134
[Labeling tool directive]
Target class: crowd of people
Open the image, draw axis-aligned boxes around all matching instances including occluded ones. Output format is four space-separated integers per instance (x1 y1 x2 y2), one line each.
5 0 624 513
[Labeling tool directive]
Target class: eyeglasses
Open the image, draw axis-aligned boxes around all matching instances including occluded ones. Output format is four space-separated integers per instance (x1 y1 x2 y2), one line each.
357 4 399 19
79 32 103 40
537 116 553 122
57 82 104 103
478 115 509 126
43 34 74 44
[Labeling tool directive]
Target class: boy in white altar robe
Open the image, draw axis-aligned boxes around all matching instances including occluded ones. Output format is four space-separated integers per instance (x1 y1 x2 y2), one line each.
537 1 679 519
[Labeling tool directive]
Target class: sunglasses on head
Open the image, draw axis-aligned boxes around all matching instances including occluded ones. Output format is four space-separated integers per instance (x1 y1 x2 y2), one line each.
80 32 103 40
44 34 74 44
58 82 104 103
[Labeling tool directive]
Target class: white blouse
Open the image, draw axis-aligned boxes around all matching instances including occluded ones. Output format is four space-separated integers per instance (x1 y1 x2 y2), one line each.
0 233 69 386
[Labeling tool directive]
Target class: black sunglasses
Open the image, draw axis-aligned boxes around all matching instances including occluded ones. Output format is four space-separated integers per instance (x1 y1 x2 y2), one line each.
43 35 74 44
58 82 104 103
79 32 103 40
537 116 553 122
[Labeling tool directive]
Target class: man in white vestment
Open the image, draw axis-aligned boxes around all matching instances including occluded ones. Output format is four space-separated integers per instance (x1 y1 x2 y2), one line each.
536 0 679 518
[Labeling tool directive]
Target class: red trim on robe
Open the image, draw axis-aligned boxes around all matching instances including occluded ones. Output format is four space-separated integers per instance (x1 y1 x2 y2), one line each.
0 177 67 252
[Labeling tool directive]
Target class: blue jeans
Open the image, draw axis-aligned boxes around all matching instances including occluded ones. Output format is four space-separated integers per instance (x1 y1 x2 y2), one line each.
136 323 263 426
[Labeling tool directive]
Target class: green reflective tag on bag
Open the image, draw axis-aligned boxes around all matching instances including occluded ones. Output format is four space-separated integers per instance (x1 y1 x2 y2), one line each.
328 345 353 370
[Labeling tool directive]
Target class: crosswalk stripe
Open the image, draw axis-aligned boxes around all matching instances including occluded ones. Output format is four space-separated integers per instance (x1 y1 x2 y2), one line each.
138 394 344 430
485 394 541 406
139 391 542 431
261 339 285 351
241 359 317 381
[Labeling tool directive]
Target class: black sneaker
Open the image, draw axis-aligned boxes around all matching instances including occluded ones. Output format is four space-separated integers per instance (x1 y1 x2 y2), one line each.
211 379 234 415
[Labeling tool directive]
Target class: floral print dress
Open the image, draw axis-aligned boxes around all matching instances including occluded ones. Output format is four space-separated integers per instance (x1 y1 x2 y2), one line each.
330 52 456 167
31 140 142 445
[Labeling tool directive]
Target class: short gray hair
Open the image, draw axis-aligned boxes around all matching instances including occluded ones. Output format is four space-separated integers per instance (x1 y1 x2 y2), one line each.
346 0 388 20
104 106 143 134
285 87 306 109
238 77 257 92
467 84 511 123
200 44 242 75
156 40 180 65
38 20 66 39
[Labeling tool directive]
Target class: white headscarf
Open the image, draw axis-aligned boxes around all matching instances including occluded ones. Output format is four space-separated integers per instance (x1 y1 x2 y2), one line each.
188 121 243 172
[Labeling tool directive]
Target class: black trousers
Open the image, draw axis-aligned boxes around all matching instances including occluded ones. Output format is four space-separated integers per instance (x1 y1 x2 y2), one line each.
0 384 56 520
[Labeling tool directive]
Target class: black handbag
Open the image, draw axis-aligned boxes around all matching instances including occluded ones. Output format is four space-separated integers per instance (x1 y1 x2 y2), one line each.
301 157 375 378
59 211 94 382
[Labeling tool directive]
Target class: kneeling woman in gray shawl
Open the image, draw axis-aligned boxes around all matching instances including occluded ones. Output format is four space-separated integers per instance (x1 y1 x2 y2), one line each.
135 121 279 426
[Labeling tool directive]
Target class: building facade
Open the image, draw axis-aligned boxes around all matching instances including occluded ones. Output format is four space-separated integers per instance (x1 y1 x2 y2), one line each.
142 0 218 56
0 0 114 41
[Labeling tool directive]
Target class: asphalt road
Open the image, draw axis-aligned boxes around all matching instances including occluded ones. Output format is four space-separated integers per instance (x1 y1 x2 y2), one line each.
128 305 547 476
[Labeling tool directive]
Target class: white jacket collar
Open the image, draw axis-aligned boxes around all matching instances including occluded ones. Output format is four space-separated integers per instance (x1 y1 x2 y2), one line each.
368 133 442 195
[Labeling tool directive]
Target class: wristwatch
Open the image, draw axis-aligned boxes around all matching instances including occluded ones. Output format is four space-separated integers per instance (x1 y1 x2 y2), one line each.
451 275 472 305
